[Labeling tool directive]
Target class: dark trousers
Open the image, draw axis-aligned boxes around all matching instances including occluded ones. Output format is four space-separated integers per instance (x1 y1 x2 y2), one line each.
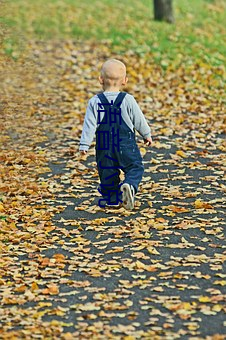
96 136 144 204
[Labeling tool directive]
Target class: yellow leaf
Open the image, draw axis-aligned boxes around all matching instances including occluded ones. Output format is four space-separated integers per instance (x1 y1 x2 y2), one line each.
198 296 211 303
61 322 74 327
0 203 5 212
214 280 226 286
37 302 52 309
31 282 39 292
187 323 199 331
155 224 167 230
91 218 108 225
147 246 160 255
194 199 213 209
62 333 74 340
70 236 84 243
212 304 223 312
176 150 187 158
182 302 193 310
135 260 157 272
140 147 146 156
151 158 160 164
153 286 164 292
105 247 124 254
135 260 147 269
33 310 50 319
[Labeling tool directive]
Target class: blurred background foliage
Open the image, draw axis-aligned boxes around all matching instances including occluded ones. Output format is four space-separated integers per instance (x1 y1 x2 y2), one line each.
0 0 225 67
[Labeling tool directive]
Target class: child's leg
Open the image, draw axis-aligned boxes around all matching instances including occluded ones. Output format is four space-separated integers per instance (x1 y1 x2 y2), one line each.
96 150 122 204
119 143 144 194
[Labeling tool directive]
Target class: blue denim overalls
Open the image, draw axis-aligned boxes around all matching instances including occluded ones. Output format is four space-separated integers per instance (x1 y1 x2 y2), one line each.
96 92 144 206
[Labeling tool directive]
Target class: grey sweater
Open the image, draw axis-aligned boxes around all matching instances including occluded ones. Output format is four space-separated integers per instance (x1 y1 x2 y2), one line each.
79 91 151 151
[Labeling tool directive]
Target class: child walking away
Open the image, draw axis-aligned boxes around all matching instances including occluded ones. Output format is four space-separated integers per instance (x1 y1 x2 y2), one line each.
79 59 152 210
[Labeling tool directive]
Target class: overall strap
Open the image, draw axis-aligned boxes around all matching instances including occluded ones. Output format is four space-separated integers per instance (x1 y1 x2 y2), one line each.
97 93 110 106
113 92 127 108
97 92 127 108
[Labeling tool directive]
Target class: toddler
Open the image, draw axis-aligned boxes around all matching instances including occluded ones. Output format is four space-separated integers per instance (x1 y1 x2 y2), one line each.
79 59 152 210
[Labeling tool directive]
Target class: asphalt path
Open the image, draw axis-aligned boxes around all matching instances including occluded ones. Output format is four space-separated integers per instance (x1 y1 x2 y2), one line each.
33 125 225 339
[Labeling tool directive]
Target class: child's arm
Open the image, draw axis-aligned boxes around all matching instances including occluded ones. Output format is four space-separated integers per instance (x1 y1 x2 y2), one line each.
129 95 152 145
79 99 97 153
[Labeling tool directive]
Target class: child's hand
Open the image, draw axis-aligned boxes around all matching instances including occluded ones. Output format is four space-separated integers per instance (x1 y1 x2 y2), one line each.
144 137 152 146
80 150 87 155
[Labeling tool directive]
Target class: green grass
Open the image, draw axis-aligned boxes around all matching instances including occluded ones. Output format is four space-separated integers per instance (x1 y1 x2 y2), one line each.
1 0 225 65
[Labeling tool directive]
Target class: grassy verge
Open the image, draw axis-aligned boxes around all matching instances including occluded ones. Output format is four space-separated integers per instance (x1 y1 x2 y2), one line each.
1 0 225 66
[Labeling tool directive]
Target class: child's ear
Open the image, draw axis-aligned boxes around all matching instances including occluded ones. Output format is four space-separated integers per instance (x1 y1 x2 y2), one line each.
99 76 104 84
122 76 128 85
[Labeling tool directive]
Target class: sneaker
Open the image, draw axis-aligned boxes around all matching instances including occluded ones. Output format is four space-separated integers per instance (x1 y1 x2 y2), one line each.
121 183 135 210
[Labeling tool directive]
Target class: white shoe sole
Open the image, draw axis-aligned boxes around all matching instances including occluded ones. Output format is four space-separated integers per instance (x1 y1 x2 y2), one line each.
105 201 122 208
121 183 134 210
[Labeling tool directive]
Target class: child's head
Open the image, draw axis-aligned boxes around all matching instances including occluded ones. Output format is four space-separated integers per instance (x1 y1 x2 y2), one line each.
99 59 128 91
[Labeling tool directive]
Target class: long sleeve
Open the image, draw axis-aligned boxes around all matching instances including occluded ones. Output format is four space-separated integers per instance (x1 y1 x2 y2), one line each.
79 93 151 151
79 100 97 151
129 96 151 139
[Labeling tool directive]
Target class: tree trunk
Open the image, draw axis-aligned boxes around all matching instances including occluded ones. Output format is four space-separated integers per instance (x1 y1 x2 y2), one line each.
153 0 174 23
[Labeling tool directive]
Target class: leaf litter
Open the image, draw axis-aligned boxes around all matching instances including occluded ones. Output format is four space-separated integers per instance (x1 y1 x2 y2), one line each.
0 39 225 339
